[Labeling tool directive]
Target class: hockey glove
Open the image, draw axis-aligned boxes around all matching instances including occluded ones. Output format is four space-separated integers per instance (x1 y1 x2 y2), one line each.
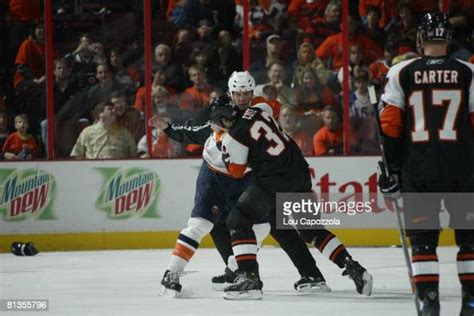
377 161 401 200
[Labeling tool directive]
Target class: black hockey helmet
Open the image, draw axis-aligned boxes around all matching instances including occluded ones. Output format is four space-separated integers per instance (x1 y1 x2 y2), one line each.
417 12 452 45
209 95 241 129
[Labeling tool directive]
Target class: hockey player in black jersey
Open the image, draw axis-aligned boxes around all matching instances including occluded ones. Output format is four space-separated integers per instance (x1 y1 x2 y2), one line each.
218 96 372 300
379 12 474 315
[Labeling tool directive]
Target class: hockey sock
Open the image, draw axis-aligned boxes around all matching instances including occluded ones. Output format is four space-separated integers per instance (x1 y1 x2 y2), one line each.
411 245 439 298
457 246 474 294
210 221 233 266
313 230 349 268
231 230 258 272
168 217 213 273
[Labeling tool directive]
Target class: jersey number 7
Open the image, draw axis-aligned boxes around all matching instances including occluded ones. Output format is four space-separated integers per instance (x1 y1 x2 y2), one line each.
409 89 461 142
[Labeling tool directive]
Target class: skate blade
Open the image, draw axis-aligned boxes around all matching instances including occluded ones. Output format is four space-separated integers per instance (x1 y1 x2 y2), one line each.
223 290 263 300
159 286 180 298
361 271 373 296
296 282 332 293
212 282 230 292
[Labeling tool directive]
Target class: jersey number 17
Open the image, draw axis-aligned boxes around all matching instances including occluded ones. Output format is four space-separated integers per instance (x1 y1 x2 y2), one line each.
409 89 461 142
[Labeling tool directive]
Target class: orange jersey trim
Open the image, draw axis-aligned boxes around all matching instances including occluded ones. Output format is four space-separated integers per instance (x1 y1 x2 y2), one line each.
226 162 247 179
380 105 404 138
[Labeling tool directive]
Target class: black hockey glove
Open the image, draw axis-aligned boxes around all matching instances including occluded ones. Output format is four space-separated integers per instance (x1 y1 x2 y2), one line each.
377 161 401 199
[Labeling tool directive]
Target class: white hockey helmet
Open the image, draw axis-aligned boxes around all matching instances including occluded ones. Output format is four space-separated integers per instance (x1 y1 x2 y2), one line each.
228 71 256 93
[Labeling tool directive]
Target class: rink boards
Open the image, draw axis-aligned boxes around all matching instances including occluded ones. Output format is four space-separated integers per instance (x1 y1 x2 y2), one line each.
0 157 455 252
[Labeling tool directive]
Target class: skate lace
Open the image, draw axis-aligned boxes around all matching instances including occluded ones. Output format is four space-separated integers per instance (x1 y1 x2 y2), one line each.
233 273 247 285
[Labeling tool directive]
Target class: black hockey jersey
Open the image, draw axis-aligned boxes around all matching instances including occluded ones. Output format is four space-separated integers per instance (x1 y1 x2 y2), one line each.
221 105 310 192
381 56 474 183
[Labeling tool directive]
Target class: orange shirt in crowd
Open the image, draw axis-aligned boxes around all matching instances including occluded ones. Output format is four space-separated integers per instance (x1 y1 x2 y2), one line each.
369 59 390 83
8 0 41 21
358 0 397 29
288 0 330 30
179 85 213 112
313 126 343 156
469 55 474 64
134 86 177 112
2 132 39 158
292 131 314 156
152 134 177 158
13 37 45 88
316 33 383 70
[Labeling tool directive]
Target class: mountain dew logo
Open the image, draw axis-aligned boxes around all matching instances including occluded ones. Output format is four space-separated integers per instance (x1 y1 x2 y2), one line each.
0 169 56 221
96 168 160 219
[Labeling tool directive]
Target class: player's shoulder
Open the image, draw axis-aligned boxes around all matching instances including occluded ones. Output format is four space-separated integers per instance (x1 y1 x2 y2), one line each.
453 58 474 73
386 57 421 78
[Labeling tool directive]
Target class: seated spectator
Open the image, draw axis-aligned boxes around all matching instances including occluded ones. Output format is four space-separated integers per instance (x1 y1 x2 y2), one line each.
279 106 313 156
386 3 417 54
153 44 185 92
369 41 395 90
337 44 371 89
2 114 39 160
316 15 383 71
134 66 177 112
56 62 124 123
178 65 214 112
110 91 145 144
13 20 45 95
65 34 104 90
173 28 193 66
70 102 137 159
296 67 337 112
40 58 81 147
215 30 241 89
108 48 140 94
293 42 332 87
288 0 330 31
301 0 341 49
151 86 183 122
358 0 397 29
137 128 184 158
350 71 372 119
250 34 290 84
313 105 343 156
363 5 385 49
13 20 46 133
254 61 296 108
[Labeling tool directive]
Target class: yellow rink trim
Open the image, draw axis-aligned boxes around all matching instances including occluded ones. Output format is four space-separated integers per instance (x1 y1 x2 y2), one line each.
0 229 455 253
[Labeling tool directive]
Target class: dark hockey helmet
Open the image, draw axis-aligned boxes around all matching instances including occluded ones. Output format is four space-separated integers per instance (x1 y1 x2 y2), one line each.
417 12 452 45
209 95 240 129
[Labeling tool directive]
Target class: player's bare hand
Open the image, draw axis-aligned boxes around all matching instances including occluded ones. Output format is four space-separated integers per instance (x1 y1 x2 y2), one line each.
149 114 169 130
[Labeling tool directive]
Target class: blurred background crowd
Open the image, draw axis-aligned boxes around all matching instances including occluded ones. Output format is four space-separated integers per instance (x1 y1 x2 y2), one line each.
0 0 473 160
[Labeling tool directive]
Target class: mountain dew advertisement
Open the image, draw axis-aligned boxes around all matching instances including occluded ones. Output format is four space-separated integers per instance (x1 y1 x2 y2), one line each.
0 169 56 221
95 168 160 219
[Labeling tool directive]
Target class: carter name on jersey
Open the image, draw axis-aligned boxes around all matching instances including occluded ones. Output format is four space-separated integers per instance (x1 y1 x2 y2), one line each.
414 70 459 84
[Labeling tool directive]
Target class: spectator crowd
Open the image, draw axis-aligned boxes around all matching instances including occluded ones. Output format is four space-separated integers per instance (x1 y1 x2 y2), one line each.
0 0 473 160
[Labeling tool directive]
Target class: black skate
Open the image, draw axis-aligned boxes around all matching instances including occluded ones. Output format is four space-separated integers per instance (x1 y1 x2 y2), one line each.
223 270 263 300
294 274 331 293
418 289 440 316
211 267 237 291
461 288 474 316
342 257 373 296
159 270 182 298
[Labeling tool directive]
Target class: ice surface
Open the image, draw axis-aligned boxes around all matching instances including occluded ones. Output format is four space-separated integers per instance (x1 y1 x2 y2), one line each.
0 247 462 315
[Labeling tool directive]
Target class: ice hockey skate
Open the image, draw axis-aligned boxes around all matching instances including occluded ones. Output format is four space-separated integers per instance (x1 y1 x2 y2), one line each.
159 270 182 298
418 289 440 316
461 288 474 316
223 271 263 300
294 274 331 293
211 267 237 291
342 257 373 296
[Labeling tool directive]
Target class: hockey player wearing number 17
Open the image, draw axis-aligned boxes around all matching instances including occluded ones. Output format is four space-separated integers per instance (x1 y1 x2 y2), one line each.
379 12 474 315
